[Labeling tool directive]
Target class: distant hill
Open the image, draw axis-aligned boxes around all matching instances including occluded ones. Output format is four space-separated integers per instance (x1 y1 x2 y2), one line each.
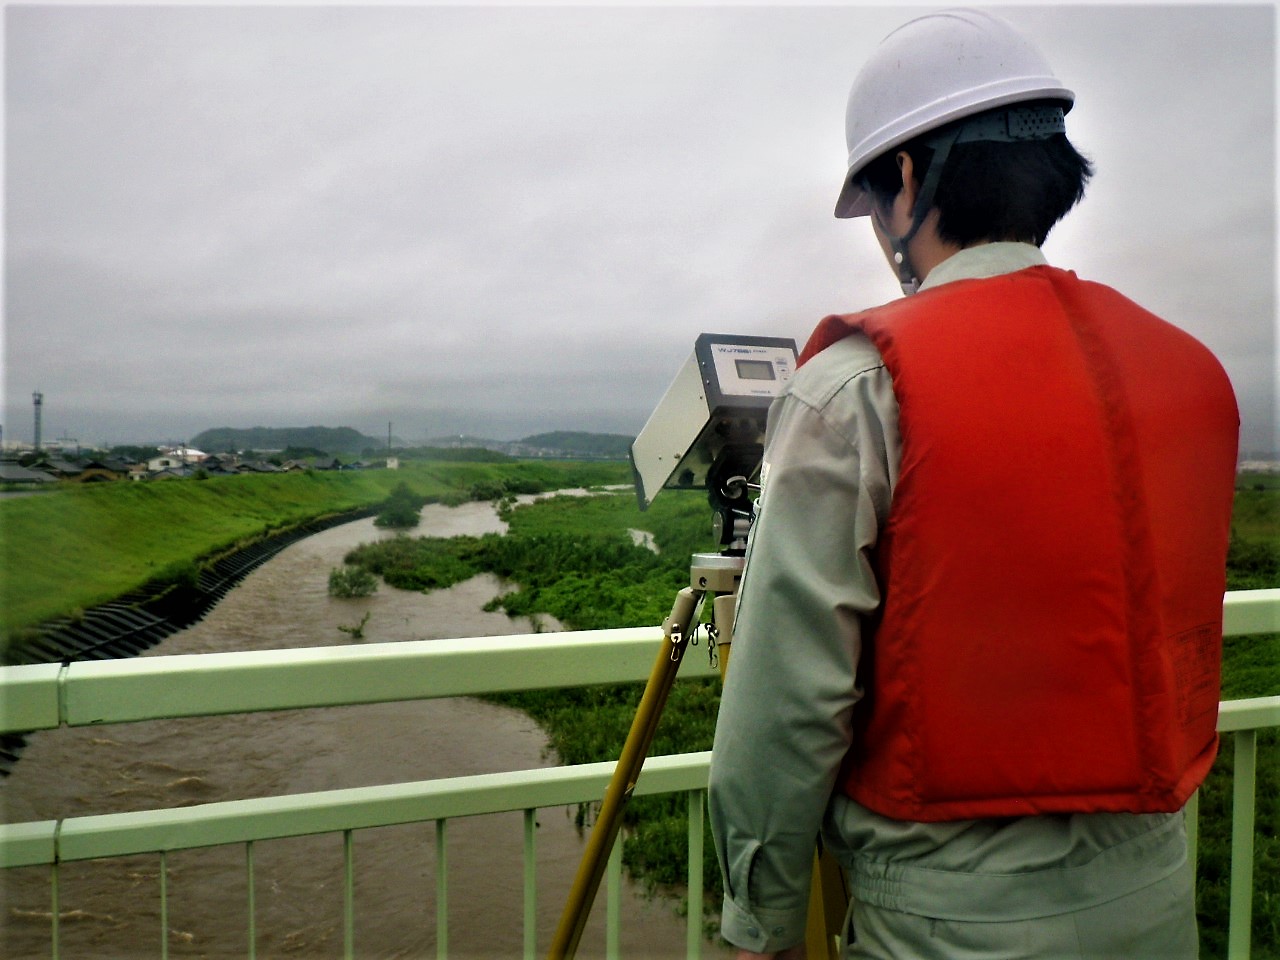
192 426 633 460
515 432 633 458
423 431 633 460
191 426 383 455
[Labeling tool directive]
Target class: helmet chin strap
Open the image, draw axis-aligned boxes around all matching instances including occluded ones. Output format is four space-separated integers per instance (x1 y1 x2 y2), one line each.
875 125 964 296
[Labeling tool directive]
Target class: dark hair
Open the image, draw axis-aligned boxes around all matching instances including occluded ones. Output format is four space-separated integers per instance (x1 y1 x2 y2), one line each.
858 107 1094 247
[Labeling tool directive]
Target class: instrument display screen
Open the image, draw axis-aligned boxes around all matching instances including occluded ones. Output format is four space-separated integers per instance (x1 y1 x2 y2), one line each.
735 359 777 381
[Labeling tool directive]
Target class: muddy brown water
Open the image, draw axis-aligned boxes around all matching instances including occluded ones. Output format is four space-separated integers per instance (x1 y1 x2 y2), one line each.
1 499 727 958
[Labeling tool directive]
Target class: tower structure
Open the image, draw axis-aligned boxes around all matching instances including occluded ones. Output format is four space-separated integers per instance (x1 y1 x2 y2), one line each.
32 391 43 453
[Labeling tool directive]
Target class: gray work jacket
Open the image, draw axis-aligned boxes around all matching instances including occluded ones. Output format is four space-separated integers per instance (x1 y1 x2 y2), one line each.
707 243 1189 955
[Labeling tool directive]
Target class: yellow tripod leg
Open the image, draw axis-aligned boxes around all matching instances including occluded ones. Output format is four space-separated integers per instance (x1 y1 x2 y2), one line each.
805 848 851 959
547 587 702 960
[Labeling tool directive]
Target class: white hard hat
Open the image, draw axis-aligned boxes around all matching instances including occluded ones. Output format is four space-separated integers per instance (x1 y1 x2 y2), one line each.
835 8 1074 218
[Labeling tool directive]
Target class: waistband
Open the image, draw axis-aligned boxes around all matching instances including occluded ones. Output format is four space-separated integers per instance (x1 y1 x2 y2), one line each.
846 812 1188 921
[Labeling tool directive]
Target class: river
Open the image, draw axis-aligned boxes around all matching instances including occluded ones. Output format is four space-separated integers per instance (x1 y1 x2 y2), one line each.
1 499 727 958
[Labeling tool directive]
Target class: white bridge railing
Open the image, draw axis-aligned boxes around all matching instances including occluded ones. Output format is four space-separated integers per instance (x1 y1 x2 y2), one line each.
1 589 1277 959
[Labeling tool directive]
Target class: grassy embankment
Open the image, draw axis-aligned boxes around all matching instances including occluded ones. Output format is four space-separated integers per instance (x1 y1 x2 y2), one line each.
0 459 628 652
343 472 1279 957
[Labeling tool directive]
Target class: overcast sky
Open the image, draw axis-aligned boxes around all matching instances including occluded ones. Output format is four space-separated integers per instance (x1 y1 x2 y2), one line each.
3 3 1276 454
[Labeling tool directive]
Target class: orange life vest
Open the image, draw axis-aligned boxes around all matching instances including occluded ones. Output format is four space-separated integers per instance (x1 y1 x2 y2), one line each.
800 265 1239 822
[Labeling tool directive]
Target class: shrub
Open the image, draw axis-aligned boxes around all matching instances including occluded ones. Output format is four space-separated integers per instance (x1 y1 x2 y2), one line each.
374 482 424 529
328 565 378 598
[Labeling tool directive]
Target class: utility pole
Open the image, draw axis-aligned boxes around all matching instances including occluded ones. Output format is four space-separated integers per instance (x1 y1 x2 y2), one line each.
32 391 43 453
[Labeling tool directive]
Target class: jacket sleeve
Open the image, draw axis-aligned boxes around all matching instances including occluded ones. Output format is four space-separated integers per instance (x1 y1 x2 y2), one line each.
708 354 894 954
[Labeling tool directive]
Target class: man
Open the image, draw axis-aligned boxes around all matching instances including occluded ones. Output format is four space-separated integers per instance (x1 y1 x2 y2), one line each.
708 9 1239 960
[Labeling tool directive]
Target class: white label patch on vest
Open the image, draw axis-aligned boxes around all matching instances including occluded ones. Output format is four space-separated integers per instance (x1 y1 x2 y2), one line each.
1171 623 1218 726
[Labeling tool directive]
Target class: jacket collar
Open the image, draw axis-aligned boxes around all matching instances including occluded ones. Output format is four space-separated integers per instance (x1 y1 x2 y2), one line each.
919 242 1048 293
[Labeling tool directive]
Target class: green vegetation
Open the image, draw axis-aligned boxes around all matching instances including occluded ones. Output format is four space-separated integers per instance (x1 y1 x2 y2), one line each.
0 459 630 648
343 487 724 897
344 492 712 629
105 444 165 462
328 565 379 598
1199 627 1280 959
1199 472 1279 959
336 611 372 641
373 482 425 530
1228 472 1279 591
343 472 1279 954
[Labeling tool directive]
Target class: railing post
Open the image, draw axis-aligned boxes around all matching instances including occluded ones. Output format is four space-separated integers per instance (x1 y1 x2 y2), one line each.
246 840 257 960
344 830 356 960
606 835 623 960
687 789 704 960
160 849 169 960
436 819 449 960
524 809 538 960
1228 729 1257 960
51 860 60 960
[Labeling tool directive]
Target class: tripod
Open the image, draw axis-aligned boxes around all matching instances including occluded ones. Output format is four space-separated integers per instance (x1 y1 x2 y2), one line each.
547 464 849 960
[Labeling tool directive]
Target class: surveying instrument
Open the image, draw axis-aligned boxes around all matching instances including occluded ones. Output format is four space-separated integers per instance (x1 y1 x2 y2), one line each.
548 334 849 960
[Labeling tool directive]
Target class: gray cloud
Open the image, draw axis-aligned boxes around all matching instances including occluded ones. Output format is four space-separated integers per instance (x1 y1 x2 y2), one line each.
4 5 1274 454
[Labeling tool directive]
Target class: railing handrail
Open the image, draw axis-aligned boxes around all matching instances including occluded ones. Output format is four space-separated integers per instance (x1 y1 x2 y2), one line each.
4 691 1276 869
2 589 1274 736
0 625 719 734
0 752 713 869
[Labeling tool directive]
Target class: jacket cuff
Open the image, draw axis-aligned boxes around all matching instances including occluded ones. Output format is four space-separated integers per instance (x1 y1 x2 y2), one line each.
719 894 808 954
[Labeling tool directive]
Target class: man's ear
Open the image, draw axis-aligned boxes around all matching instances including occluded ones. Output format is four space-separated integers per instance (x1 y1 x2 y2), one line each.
896 151 919 216
879 150 919 235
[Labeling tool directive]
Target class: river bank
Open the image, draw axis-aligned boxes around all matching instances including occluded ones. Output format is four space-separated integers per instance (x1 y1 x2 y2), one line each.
0 459 630 649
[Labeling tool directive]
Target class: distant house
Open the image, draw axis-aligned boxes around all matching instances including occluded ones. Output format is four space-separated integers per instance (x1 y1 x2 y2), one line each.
70 459 123 483
150 465 198 480
0 460 59 486
23 458 121 482
101 458 134 475
200 455 241 476
33 457 85 480
160 446 209 463
237 461 283 474
147 455 186 472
